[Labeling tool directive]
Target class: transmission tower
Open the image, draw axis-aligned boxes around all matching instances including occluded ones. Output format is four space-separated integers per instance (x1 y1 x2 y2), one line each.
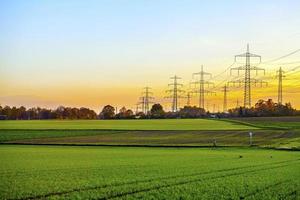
186 91 193 106
135 103 141 114
236 99 240 108
191 65 214 109
229 44 267 108
137 87 154 115
276 67 285 104
222 85 228 112
165 75 185 112
137 97 145 113
206 102 210 112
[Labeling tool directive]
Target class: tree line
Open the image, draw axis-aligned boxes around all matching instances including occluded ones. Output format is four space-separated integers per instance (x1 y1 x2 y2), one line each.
98 104 206 119
227 99 299 117
0 98 298 120
0 106 97 120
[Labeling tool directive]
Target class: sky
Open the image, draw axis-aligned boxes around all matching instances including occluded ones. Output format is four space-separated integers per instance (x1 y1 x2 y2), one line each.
0 0 300 112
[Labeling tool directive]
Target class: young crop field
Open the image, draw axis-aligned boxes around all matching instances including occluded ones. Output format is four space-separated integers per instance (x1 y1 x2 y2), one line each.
0 118 300 149
1 129 299 149
0 119 258 130
0 145 299 200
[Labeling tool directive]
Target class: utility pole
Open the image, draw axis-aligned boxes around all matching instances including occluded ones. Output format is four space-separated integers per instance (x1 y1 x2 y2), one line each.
236 99 239 108
222 85 228 112
276 67 285 104
138 87 154 115
165 75 185 112
191 65 214 109
229 44 267 108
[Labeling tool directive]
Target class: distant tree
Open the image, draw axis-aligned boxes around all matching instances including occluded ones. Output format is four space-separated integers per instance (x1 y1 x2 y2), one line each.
39 108 52 119
116 107 134 119
79 107 97 119
18 106 27 119
124 109 134 119
116 107 126 119
0 105 98 120
135 111 146 119
178 106 206 118
99 105 115 119
228 99 297 117
150 104 165 118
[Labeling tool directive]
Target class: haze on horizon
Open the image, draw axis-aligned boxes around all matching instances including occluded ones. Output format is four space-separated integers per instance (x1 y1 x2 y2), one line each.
1 0 300 112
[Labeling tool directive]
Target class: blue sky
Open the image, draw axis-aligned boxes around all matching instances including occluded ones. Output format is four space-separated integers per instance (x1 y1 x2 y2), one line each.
0 0 300 110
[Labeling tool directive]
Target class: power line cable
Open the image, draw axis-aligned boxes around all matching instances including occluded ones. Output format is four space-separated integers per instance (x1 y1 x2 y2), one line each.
262 49 300 64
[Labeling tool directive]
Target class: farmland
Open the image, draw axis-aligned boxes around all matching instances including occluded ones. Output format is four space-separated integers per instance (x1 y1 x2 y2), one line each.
1 129 299 149
0 118 300 199
0 118 299 149
0 145 299 200
0 118 300 149
0 119 257 130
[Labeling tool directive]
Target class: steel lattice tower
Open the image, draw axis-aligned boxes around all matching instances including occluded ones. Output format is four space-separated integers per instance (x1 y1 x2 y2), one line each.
135 103 140 114
229 44 267 108
186 92 192 106
191 65 214 109
276 67 285 104
137 87 154 115
165 75 184 112
222 85 228 112
236 99 240 108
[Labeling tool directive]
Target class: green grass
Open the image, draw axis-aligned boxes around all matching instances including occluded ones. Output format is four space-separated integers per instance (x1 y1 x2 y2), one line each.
0 119 258 130
0 118 299 149
0 129 120 142
2 130 300 149
0 145 299 200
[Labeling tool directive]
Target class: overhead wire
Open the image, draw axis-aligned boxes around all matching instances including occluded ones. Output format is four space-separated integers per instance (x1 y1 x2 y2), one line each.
262 49 300 64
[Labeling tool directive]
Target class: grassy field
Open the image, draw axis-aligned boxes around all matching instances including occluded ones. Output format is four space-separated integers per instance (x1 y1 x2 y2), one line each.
0 145 299 200
0 119 258 130
0 118 299 149
0 118 300 199
1 130 299 149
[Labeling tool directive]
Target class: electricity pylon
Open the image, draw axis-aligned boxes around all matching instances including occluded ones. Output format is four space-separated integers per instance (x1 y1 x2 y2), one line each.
135 103 141 114
165 75 185 112
186 91 192 106
236 99 240 108
229 44 267 108
276 67 285 104
138 87 154 115
206 102 210 112
222 85 228 112
191 65 214 109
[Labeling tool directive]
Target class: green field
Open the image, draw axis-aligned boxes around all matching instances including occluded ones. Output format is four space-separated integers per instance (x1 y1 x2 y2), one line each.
0 145 299 200
0 118 300 199
0 119 258 130
1 129 299 149
0 118 300 149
